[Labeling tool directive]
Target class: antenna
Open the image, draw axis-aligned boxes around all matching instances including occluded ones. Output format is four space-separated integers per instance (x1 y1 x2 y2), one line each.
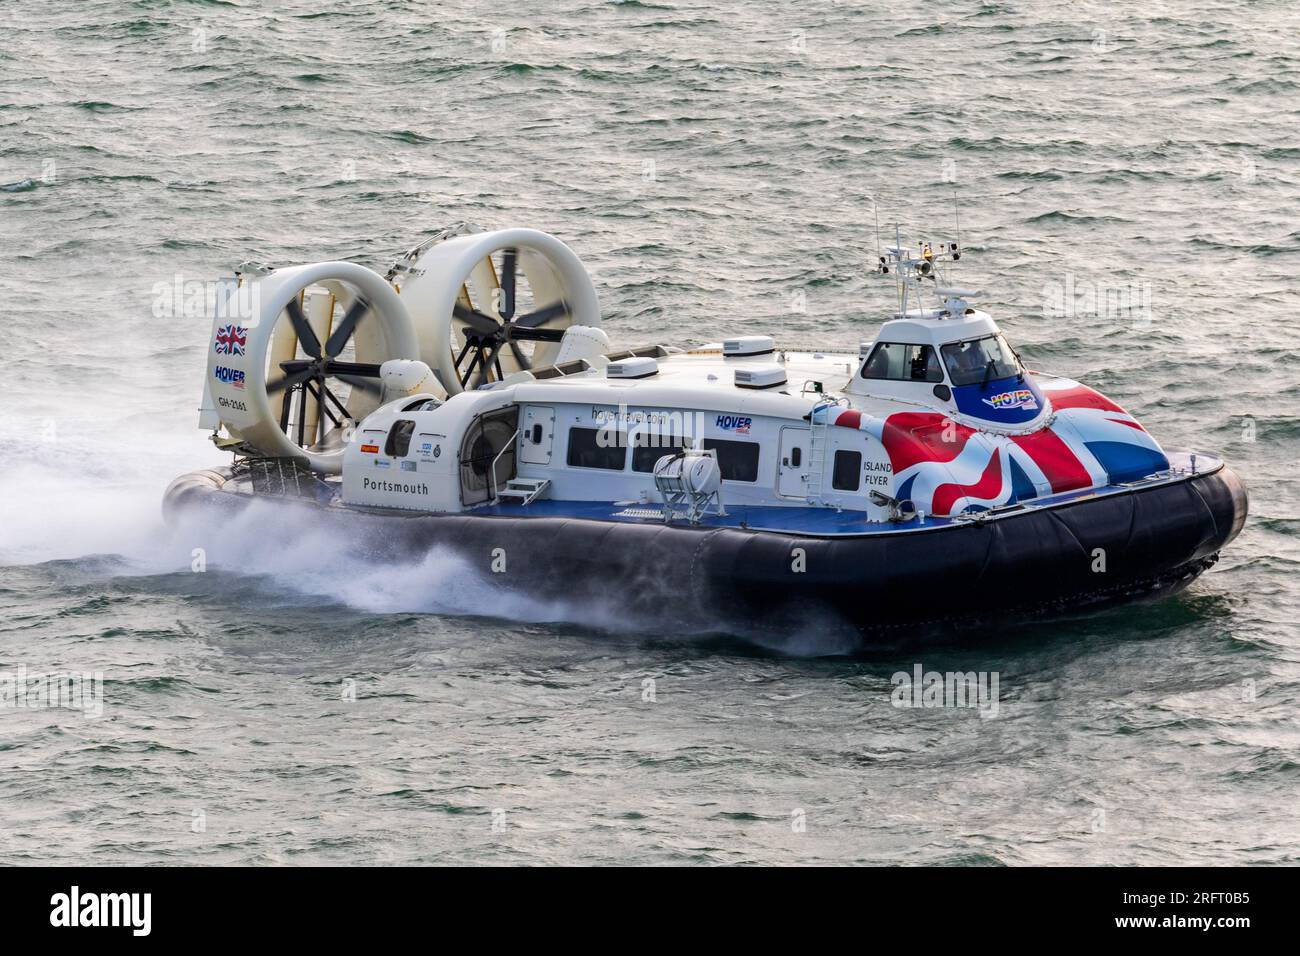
952 188 962 259
894 224 905 316
873 198 884 274
872 201 968 320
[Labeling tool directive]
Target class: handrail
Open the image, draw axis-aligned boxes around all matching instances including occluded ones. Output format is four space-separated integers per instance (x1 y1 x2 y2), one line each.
489 429 522 501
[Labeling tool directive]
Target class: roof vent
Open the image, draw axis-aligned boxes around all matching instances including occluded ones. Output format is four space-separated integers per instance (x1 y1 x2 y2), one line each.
529 358 592 380
606 356 659 380
734 366 787 389
723 335 776 357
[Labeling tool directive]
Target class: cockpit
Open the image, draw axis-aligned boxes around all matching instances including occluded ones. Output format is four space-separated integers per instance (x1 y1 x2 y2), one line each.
860 342 945 383
852 320 1043 424
860 333 1022 388
939 334 1021 386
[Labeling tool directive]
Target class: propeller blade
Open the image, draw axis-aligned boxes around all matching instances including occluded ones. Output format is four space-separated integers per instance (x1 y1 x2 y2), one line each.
500 248 516 321
335 374 382 396
266 366 314 394
285 296 322 359
453 303 501 337
510 326 566 344
324 297 369 357
508 340 531 370
324 360 383 377
513 301 568 328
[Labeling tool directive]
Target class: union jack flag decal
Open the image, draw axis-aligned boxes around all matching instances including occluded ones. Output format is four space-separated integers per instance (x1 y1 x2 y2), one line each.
214 325 247 356
828 376 1170 518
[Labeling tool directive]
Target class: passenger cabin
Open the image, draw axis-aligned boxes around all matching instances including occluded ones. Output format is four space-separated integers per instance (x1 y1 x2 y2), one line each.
340 337 895 520
339 303 1047 521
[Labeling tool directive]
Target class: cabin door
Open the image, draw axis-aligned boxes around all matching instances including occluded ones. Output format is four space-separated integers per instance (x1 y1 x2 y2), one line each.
519 405 555 465
777 426 810 499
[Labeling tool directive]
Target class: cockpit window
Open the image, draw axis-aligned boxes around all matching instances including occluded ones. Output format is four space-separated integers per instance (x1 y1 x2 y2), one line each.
941 334 1020 387
860 342 944 383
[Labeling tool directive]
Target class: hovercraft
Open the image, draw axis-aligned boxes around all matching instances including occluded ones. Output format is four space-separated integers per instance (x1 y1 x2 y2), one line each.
166 224 1247 639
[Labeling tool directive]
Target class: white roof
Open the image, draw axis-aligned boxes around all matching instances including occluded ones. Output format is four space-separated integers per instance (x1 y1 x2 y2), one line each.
442 312 1007 426
872 309 1000 347
506 346 859 422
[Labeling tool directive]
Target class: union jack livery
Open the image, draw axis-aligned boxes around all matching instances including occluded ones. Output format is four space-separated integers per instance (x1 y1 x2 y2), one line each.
828 376 1169 517
213 324 247 356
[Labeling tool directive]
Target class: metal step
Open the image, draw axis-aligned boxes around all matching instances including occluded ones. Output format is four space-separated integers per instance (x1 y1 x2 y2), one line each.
497 477 551 506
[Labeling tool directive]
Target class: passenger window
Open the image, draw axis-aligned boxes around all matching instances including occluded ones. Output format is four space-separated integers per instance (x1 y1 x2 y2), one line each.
832 450 862 491
702 438 760 482
790 447 802 467
631 432 687 472
566 427 627 471
385 419 417 457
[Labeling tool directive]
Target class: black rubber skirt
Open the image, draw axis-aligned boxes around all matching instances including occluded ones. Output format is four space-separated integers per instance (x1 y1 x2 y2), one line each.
164 464 1248 639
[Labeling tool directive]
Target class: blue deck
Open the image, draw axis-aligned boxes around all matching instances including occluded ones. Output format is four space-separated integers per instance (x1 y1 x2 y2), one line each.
475 497 947 535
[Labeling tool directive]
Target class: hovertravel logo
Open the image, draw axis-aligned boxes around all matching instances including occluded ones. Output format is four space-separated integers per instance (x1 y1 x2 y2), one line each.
213 365 245 389
982 388 1038 411
50 886 151 937
890 663 1000 718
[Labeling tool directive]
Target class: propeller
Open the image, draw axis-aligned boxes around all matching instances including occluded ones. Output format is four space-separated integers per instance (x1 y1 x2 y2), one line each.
451 247 570 388
266 294 383 448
